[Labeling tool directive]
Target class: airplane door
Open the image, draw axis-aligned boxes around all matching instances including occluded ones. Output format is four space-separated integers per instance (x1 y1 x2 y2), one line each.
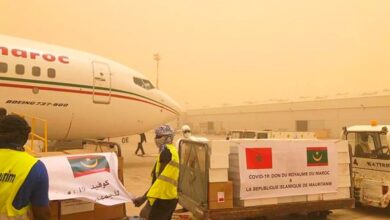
92 61 111 104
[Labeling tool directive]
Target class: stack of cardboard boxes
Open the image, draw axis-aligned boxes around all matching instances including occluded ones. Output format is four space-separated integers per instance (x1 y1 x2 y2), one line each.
228 139 351 207
207 140 233 209
228 141 279 207
306 141 351 201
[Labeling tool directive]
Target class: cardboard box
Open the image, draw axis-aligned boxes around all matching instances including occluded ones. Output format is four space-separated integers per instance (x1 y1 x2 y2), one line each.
208 140 230 156
50 201 60 220
208 168 228 182
59 211 94 220
209 153 229 168
33 150 127 219
208 181 233 209
277 195 307 204
234 197 278 207
60 199 94 215
322 187 351 200
94 204 126 220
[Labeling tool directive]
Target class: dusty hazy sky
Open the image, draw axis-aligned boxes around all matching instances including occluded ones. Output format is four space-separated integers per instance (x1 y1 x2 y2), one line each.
1 1 390 109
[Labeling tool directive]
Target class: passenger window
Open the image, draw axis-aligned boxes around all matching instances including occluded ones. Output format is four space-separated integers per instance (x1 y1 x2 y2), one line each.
47 68 56 78
0 62 7 73
15 64 25 75
32 66 41 76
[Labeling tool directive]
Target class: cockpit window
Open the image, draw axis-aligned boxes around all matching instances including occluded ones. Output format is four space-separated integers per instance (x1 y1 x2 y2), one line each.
133 77 155 90
133 77 143 87
142 79 154 89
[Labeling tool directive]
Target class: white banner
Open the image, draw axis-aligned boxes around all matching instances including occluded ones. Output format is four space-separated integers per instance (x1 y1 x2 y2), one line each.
238 140 338 199
40 152 133 205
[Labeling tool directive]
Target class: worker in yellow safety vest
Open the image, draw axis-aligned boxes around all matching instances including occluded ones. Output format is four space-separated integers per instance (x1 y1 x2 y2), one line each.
133 124 179 220
0 115 51 220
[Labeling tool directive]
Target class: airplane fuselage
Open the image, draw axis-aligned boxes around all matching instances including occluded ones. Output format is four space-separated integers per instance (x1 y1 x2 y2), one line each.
0 35 181 140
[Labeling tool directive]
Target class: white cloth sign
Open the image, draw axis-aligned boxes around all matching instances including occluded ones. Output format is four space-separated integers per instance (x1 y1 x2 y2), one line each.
238 140 338 199
40 152 133 205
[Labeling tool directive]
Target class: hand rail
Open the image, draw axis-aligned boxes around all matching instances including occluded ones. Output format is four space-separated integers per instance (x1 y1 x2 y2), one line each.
12 112 48 152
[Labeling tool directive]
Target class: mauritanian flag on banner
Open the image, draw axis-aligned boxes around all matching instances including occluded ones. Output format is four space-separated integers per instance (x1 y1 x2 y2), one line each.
40 153 133 206
307 147 328 166
67 155 110 178
245 148 272 169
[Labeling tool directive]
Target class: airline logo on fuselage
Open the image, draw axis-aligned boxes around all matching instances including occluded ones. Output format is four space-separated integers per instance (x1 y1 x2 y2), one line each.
0 46 69 64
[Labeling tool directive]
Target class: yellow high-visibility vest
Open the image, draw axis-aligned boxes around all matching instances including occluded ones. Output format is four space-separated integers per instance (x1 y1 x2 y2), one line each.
147 144 179 204
0 149 38 218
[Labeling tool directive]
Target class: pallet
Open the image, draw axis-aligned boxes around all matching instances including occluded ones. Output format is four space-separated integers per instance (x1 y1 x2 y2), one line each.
179 193 354 220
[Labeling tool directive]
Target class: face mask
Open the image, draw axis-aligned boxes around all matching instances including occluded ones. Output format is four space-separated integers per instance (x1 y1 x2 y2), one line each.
183 132 191 138
154 136 166 147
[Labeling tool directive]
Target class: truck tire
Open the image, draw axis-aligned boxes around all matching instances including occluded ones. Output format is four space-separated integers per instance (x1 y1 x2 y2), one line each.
353 187 362 208
354 200 362 208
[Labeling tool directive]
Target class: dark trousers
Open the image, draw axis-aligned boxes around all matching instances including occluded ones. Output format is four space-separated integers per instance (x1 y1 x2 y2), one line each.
148 199 178 220
135 142 145 155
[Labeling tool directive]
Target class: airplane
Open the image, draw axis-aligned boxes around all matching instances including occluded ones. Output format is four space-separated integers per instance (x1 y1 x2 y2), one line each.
0 34 182 140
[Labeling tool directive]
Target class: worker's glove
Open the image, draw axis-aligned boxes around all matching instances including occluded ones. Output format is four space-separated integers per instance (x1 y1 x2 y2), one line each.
132 196 147 207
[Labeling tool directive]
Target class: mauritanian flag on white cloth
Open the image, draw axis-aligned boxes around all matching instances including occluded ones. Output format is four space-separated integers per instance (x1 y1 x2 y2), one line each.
40 152 134 206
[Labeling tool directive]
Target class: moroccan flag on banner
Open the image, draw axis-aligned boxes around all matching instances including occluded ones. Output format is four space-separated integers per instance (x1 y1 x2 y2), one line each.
307 147 328 166
245 148 272 169
67 155 110 178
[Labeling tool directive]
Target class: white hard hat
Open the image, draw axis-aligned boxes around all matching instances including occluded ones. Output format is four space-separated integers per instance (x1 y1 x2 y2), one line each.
181 125 191 133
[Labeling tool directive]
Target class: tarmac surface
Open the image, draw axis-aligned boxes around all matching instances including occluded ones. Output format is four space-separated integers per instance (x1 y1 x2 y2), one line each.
115 133 390 220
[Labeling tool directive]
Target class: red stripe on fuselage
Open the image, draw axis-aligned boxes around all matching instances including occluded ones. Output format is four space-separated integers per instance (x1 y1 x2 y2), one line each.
0 82 177 115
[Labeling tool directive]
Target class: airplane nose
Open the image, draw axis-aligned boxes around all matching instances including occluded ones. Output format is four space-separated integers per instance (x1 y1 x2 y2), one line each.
172 100 183 114
157 90 183 115
164 95 183 115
